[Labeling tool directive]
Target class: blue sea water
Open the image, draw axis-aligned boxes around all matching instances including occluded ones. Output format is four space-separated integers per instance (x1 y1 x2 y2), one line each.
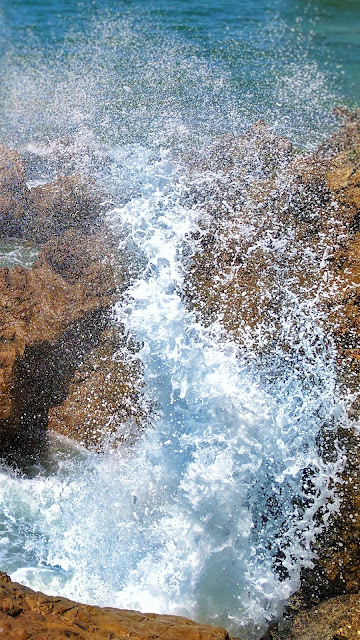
0 0 359 148
0 1 358 638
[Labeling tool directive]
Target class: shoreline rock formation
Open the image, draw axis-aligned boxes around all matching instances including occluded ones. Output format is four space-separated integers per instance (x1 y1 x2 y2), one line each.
0 144 150 466
0 113 360 638
0 572 230 640
184 109 360 639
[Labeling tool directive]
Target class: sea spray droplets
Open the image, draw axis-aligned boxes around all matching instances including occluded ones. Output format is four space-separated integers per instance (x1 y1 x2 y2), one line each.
0 140 345 639
0 2 340 151
105 150 343 635
0 2 352 636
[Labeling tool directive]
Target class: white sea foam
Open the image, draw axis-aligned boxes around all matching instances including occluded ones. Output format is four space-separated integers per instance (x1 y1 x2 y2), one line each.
0 6 349 638
0 148 345 638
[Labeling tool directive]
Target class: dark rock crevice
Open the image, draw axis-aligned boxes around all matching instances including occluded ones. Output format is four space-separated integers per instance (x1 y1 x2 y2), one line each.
0 307 110 469
0 142 151 469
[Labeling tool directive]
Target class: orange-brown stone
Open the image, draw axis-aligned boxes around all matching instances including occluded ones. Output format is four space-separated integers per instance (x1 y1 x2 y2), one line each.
28 175 102 242
184 111 360 611
288 593 360 640
48 327 152 449
0 573 230 640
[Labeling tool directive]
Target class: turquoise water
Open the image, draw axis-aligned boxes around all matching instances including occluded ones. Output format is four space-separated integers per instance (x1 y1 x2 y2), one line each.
0 0 359 150
0 2 358 638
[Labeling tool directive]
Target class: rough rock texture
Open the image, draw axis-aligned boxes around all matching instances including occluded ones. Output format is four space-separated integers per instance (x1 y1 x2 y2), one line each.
297 427 360 607
287 593 360 640
28 175 102 242
0 573 230 640
184 111 360 632
0 144 102 243
183 119 341 359
184 111 360 357
48 327 152 449
0 233 118 460
299 111 360 604
0 244 148 459
0 144 30 237
0 143 148 464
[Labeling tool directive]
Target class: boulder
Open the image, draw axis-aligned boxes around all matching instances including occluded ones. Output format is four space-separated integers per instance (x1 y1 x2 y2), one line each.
48 327 152 449
184 112 360 616
0 143 147 465
0 224 150 463
0 572 230 640
0 142 103 242
183 122 339 357
0 235 116 463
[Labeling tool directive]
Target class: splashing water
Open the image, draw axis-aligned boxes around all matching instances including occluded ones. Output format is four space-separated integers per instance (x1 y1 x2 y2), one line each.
0 1 358 638
0 149 345 638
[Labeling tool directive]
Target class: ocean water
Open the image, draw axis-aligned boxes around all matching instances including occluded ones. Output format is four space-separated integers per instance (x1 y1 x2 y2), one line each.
0 1 359 638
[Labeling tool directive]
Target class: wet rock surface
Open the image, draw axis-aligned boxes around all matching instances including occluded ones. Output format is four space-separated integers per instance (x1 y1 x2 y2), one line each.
287 594 360 640
1 116 360 639
300 111 360 606
184 120 343 357
28 175 102 243
0 573 230 640
0 145 30 238
184 111 360 636
0 143 149 464
48 326 152 449
0 144 102 243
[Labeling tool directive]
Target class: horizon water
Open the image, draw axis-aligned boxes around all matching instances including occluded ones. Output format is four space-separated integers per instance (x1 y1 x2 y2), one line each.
0 1 359 637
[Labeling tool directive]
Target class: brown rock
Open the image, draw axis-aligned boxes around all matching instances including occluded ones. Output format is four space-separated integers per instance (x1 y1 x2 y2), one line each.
299 427 360 604
28 174 102 242
184 111 360 352
48 327 153 449
0 572 229 640
324 115 360 222
184 112 360 615
0 227 137 464
0 143 103 243
0 259 111 462
0 142 149 464
0 144 30 237
184 123 339 357
288 593 360 640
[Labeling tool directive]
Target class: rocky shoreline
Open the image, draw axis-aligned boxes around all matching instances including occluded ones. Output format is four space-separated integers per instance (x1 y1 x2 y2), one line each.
0 572 229 640
0 146 152 465
0 111 359 638
185 109 360 639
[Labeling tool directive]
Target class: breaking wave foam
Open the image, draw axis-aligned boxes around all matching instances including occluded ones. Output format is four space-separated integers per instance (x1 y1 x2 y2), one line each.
0 149 345 638
0 3 353 637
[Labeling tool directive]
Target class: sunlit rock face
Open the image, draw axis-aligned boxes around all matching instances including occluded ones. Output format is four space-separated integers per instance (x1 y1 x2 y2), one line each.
300 108 360 604
28 175 102 242
0 572 230 640
189 108 360 386
324 112 360 370
183 110 360 394
0 144 150 465
184 111 360 614
48 326 153 449
183 119 343 360
0 144 102 242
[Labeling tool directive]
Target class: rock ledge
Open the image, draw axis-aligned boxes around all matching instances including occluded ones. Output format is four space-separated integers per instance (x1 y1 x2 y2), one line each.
0 573 230 640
